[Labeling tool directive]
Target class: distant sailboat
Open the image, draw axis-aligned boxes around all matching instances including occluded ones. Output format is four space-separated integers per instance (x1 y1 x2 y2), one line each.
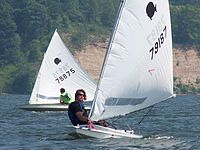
20 30 96 111
72 0 175 138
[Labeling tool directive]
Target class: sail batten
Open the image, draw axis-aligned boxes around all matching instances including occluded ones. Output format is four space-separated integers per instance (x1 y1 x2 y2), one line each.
90 0 173 121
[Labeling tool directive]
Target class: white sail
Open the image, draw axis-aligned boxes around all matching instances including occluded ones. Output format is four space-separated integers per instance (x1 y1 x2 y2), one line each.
29 30 96 104
90 0 173 121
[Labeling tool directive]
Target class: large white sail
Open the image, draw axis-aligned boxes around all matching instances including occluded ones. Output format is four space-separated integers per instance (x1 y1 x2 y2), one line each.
29 30 96 104
90 0 173 121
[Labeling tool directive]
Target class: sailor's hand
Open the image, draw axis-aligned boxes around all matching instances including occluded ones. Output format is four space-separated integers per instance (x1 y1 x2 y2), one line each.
86 120 95 129
87 119 93 124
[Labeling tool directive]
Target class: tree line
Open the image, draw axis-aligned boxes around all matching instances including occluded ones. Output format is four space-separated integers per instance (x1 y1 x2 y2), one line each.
0 0 199 94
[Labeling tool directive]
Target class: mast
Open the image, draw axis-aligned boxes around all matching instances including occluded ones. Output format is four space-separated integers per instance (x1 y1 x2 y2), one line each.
89 0 126 119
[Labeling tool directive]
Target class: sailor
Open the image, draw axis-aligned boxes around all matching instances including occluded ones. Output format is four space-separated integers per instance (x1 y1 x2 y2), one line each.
68 89 108 127
68 89 88 126
60 88 73 104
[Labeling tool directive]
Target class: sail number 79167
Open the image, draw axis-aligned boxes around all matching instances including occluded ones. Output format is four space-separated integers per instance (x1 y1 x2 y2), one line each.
149 26 167 60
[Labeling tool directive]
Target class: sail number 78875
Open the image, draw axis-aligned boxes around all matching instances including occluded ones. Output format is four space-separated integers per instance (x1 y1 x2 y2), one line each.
149 26 167 60
55 68 75 84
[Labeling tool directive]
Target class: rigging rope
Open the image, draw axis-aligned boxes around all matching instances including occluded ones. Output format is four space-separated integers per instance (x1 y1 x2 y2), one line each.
108 115 123 129
107 105 154 131
134 105 154 130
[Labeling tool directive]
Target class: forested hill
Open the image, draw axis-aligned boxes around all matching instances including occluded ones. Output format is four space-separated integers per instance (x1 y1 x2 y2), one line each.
170 0 200 6
0 0 200 94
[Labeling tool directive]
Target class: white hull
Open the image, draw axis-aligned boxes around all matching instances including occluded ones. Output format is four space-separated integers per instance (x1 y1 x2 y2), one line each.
72 125 143 139
19 104 90 112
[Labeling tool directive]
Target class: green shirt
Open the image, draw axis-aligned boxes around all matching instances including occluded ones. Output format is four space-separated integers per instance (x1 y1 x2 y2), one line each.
60 92 73 104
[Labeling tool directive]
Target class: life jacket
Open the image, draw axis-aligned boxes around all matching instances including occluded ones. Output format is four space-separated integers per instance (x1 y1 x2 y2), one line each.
60 92 72 104
68 101 86 126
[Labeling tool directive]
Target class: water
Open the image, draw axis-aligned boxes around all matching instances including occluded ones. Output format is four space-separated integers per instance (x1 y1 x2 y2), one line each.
0 95 199 149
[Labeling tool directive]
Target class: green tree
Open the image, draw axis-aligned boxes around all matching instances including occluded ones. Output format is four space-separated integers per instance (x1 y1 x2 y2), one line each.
43 0 63 30
171 5 200 45
0 0 21 66
63 0 83 23
71 27 87 49
79 0 100 23
13 0 50 45
10 71 33 94
100 0 116 27
27 39 43 62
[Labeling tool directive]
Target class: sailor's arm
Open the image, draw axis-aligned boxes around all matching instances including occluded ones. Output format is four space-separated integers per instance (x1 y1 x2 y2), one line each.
75 112 88 123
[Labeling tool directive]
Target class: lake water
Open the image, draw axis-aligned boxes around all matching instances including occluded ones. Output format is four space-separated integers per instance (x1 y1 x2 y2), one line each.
0 95 199 149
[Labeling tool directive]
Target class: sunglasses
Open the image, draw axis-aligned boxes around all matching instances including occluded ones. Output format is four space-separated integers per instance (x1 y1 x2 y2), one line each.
78 93 85 96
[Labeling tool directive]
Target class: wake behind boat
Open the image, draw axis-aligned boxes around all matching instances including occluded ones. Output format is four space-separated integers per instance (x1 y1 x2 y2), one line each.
20 29 96 111
72 0 174 138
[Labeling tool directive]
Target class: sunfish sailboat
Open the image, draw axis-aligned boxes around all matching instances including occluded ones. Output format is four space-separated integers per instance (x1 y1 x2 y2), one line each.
73 0 174 138
20 30 96 111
